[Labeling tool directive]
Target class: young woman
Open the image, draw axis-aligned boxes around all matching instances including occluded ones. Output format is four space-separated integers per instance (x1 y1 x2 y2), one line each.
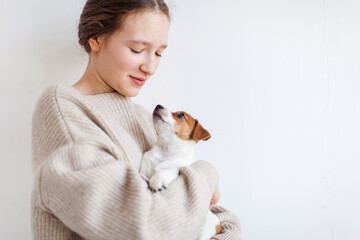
31 0 240 239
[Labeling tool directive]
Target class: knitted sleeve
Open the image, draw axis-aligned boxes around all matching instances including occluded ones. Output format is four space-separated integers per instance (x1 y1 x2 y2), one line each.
31 87 219 240
35 144 218 239
211 205 242 240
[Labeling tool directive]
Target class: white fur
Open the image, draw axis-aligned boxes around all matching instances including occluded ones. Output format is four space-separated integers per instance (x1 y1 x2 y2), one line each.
198 210 221 240
140 106 220 240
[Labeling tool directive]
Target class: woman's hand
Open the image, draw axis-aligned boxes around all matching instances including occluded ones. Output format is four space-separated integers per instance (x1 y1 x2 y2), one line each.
209 186 221 209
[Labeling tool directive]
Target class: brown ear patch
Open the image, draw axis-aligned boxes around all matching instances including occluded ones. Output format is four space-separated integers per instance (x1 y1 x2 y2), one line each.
171 111 211 142
191 120 211 142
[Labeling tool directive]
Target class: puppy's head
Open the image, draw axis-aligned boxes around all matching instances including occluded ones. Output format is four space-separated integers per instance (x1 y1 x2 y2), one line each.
153 104 211 143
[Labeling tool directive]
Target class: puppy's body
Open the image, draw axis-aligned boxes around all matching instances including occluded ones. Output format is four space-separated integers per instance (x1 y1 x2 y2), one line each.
140 105 221 240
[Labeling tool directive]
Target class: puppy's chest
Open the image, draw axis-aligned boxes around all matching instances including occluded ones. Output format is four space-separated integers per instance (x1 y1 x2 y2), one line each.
150 149 195 168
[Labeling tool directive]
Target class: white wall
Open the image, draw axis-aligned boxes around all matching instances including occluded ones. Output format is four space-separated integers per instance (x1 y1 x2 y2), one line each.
1 0 359 239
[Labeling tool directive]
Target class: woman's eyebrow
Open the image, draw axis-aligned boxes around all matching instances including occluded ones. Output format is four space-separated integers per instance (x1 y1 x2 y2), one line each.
127 39 168 49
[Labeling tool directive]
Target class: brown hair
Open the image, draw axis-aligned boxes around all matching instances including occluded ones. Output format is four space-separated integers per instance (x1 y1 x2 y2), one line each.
78 0 170 54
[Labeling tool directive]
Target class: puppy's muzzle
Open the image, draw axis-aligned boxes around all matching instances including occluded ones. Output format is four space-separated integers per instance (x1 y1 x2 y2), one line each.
153 104 167 122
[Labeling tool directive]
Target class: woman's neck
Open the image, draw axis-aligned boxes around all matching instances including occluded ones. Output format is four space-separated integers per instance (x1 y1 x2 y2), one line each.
72 58 115 95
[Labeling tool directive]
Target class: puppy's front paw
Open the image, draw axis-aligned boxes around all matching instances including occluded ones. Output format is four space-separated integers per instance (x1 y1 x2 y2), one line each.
149 172 168 192
148 168 179 192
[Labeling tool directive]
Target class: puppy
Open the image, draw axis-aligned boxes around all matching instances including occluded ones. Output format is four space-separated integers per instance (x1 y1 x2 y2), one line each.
140 104 222 240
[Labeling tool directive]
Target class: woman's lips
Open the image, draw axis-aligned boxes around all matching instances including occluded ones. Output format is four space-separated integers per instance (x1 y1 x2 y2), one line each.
130 76 146 86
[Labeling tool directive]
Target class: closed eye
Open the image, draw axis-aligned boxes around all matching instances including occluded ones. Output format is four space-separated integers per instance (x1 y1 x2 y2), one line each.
131 48 162 57
130 48 142 54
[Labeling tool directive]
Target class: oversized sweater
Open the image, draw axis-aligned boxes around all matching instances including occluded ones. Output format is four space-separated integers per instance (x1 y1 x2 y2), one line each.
31 84 241 240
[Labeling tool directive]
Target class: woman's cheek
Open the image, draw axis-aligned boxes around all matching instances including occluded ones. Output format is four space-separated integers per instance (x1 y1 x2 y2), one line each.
116 52 140 71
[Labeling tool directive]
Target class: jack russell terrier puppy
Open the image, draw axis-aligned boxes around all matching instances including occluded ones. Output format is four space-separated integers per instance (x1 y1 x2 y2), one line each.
140 104 222 240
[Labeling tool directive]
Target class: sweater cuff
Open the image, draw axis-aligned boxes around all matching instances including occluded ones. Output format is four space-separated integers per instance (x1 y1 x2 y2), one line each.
211 205 242 240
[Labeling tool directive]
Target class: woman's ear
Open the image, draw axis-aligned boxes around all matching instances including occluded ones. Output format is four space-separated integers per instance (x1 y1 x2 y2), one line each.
88 36 102 53
192 120 211 142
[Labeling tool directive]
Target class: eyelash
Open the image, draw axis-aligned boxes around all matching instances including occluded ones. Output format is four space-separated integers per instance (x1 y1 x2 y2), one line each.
130 48 162 57
130 48 142 54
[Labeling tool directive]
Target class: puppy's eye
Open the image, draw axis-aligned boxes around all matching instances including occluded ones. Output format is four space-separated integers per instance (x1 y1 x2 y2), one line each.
176 113 185 119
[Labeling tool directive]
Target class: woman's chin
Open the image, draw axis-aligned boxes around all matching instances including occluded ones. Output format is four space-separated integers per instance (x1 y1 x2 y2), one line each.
119 87 142 97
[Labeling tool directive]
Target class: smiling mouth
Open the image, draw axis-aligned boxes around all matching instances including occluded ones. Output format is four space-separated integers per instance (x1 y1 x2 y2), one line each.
132 76 145 81
130 76 146 86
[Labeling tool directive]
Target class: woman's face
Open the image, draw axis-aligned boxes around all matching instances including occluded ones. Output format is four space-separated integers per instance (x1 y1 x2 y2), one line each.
90 10 169 97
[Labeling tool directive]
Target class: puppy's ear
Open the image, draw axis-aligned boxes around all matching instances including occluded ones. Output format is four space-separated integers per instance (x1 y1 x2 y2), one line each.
191 120 211 142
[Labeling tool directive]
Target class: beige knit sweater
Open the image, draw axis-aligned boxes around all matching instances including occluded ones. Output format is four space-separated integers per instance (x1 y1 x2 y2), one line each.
31 84 241 240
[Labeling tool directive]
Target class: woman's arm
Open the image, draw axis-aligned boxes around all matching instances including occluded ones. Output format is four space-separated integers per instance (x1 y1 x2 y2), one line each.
33 142 218 240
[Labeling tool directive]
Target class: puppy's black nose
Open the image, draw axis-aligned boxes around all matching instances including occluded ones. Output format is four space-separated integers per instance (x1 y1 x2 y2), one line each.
155 104 164 110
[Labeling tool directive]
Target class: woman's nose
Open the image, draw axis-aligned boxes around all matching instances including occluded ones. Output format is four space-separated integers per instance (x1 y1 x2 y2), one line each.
140 56 158 76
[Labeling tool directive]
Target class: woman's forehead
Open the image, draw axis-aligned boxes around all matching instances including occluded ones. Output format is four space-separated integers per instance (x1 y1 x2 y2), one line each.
115 10 169 43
